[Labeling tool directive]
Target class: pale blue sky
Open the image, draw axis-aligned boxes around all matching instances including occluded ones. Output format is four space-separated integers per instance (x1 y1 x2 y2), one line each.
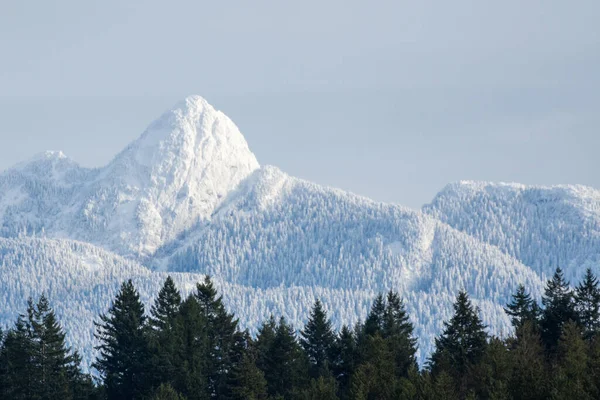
1 1 598 208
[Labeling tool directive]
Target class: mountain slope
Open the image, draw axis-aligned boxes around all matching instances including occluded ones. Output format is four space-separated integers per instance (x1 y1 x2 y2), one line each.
423 181 600 281
0 96 259 258
0 95 597 369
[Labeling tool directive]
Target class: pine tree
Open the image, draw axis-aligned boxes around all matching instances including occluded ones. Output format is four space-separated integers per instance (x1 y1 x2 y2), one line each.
1 315 35 399
151 383 187 400
302 376 339 400
472 337 511 400
331 325 356 400
382 291 418 378
254 316 277 376
429 291 488 396
350 334 398 400
574 268 600 339
540 267 577 350
504 284 540 329
29 295 82 400
508 321 549 400
363 294 385 337
94 280 150 400
300 299 336 378
195 276 244 398
173 295 209 400
148 276 182 390
262 317 308 398
551 321 594 399
227 347 268 400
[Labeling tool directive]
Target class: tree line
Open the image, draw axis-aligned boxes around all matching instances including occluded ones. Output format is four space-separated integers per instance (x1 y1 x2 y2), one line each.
1 267 600 399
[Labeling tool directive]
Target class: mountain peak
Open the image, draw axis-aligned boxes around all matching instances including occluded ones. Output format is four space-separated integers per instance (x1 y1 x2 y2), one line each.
86 95 260 256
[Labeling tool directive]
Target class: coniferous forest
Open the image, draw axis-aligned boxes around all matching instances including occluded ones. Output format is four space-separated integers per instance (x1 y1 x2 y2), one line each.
1 267 600 399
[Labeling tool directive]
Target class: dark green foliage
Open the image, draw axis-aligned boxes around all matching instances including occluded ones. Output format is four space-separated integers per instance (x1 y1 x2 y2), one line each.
508 321 549 400
93 280 150 400
363 294 385 337
151 383 187 400
540 267 578 350
6 273 600 400
195 276 245 398
302 375 339 400
261 317 308 398
429 291 488 396
173 295 209 400
331 325 356 399
551 321 594 399
300 300 336 378
226 345 268 400
382 291 418 377
574 268 600 339
504 284 540 329
149 276 183 391
0 295 94 400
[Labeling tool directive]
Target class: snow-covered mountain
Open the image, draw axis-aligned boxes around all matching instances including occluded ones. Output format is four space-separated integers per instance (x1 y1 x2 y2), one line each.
0 95 597 368
0 96 258 258
424 181 600 282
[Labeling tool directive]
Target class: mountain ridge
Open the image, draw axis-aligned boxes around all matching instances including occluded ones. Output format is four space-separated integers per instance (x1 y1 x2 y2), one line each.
0 95 597 368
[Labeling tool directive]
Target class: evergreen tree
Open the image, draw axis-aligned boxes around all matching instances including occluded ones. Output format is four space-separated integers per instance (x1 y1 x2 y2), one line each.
94 280 150 400
363 294 385 337
551 321 594 399
331 325 356 399
472 337 511 400
302 376 339 400
254 316 277 376
262 317 308 398
148 276 182 390
29 295 82 400
540 267 577 350
1 315 36 399
508 321 549 400
382 291 418 378
195 276 244 398
226 348 268 400
574 268 600 339
151 383 187 400
350 334 397 400
429 291 488 396
300 300 336 378
0 296 92 400
504 284 540 329
173 295 209 400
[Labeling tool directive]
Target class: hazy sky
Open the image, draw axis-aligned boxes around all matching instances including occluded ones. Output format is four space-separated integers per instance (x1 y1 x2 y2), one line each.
1 1 598 209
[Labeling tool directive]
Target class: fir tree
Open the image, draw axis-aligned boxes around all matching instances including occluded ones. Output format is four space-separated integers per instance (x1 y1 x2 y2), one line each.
195 276 244 398
540 267 577 350
302 376 339 400
173 295 209 400
382 291 418 378
574 268 600 339
29 295 81 400
226 348 268 400
151 383 187 400
551 321 594 399
262 317 308 398
508 321 549 400
429 291 488 396
148 276 183 390
504 284 540 329
300 299 336 378
363 294 385 337
350 334 397 400
1 315 35 399
94 280 150 400
331 325 356 399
